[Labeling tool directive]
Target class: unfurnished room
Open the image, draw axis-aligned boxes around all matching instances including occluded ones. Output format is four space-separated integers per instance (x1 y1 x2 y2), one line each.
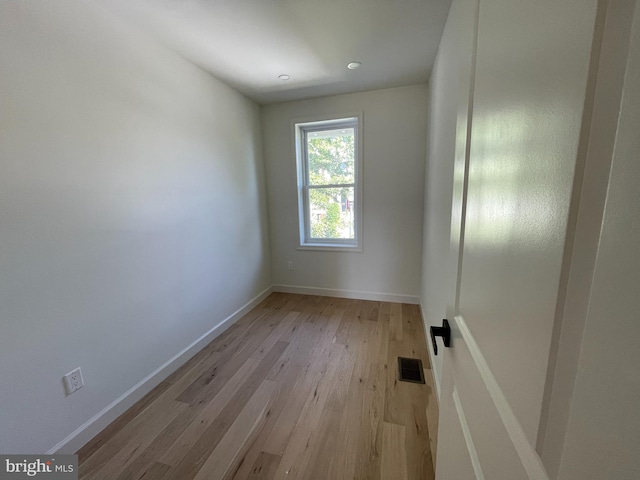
1 1 639 479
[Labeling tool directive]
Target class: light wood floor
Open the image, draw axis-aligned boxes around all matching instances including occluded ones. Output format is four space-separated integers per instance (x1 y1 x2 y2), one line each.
77 293 439 480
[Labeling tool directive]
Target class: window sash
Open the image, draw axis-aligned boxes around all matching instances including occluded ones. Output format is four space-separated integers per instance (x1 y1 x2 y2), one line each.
303 184 356 243
296 116 361 248
303 125 356 187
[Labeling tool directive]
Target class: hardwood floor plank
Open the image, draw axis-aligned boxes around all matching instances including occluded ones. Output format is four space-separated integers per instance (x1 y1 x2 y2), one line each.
381 422 408 480
401 303 421 332
383 302 435 480
326 367 368 480
113 404 205 480
77 380 171 465
77 294 436 480
410 399 435 479
245 452 281 480
298 408 342 480
229 361 304 480
137 462 172 480
80 336 238 475
424 367 439 469
272 344 348 479
261 344 334 456
324 348 356 413
353 362 386 480
80 400 188 480
159 341 288 480
251 312 299 360
366 301 381 322
389 303 403 342
333 299 360 346
160 356 262 466
192 380 277 480
175 310 278 405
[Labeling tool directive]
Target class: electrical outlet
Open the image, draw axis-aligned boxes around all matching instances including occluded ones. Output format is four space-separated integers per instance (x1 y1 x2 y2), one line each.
63 367 84 395
287 260 294 271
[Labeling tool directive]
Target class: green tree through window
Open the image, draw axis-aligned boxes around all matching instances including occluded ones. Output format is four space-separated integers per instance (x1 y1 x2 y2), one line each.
306 128 355 240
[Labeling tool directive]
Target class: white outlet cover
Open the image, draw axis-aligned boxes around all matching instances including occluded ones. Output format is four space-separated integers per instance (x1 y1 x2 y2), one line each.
63 367 84 395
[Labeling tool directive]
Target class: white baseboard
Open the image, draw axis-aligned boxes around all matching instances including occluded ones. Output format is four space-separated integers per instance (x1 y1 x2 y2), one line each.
272 284 420 305
48 286 274 455
420 302 442 402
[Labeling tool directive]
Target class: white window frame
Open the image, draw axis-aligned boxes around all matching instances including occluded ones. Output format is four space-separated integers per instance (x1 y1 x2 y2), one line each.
294 113 363 251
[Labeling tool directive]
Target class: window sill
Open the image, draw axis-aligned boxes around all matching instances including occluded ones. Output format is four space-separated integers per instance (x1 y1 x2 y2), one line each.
297 243 362 253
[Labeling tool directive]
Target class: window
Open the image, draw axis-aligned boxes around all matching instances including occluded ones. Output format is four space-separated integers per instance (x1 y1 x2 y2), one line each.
295 115 362 250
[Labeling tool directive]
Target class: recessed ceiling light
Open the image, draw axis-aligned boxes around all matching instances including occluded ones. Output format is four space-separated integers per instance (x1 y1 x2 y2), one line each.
347 61 362 70
278 74 291 80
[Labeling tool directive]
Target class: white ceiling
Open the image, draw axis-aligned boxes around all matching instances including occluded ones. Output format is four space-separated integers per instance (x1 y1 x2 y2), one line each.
98 0 452 104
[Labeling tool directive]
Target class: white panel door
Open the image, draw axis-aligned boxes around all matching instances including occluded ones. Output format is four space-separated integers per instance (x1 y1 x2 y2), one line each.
435 0 480 474
435 0 599 478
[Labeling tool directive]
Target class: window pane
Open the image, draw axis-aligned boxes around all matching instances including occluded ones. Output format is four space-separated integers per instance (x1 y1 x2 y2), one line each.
307 128 355 185
308 187 355 240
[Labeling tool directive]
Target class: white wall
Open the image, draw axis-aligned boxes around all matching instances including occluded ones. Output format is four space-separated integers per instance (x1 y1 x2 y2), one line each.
0 0 271 454
263 86 428 302
557 2 640 478
537 0 637 475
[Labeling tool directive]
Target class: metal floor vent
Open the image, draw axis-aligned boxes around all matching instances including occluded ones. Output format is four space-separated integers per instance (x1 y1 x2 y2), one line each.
397 357 426 384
